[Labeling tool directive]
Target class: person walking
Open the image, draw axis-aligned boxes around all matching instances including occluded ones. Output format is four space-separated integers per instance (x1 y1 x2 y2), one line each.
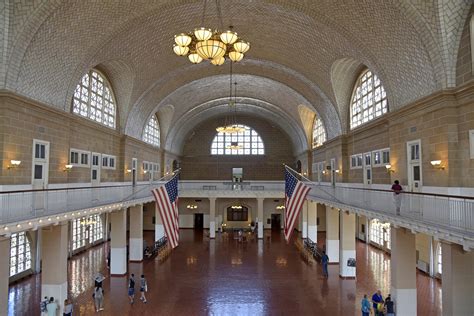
372 290 384 316
128 273 136 304
384 294 395 316
41 296 49 316
93 284 104 312
391 180 403 215
46 297 58 316
139 274 148 303
321 251 329 278
361 294 371 316
63 298 73 316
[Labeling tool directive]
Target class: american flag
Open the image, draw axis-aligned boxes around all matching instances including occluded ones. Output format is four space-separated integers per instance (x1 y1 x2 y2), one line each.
284 167 311 242
152 173 179 249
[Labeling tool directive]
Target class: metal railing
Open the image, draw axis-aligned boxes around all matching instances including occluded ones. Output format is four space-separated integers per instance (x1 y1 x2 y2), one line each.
0 182 165 225
307 183 474 235
178 180 284 192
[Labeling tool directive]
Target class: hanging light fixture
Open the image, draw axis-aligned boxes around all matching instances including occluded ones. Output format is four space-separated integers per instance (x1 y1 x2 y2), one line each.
172 0 250 65
216 63 245 136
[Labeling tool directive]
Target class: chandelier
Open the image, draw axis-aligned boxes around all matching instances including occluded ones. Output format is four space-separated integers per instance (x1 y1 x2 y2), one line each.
173 0 250 65
231 205 243 210
187 204 198 209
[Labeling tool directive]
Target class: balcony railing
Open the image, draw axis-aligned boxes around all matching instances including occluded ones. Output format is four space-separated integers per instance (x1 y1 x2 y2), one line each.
307 183 474 236
178 180 284 192
0 182 165 225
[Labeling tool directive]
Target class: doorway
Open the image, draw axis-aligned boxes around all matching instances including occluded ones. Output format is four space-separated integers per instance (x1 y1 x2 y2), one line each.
194 213 204 230
271 214 281 231
363 152 372 185
132 158 137 186
407 140 422 192
91 152 101 186
32 139 49 211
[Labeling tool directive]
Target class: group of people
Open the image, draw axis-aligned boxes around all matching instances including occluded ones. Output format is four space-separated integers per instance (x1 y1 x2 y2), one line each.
128 273 148 305
361 290 394 316
40 297 73 316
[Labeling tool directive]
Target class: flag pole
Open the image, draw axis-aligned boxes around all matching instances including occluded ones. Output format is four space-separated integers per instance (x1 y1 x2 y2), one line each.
283 164 312 182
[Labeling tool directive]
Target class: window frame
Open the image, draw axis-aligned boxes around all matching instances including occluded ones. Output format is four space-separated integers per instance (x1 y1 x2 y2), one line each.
101 154 116 170
210 124 265 156
350 154 363 169
72 69 117 129
9 232 32 277
69 148 91 168
143 115 161 147
349 69 388 130
312 116 327 148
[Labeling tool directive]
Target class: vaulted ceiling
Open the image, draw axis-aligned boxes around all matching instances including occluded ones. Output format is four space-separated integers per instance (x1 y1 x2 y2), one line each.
1 0 471 155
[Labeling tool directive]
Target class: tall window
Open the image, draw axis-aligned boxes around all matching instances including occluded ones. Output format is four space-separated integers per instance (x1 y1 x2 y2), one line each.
73 70 116 128
437 243 442 275
350 69 388 129
211 125 264 155
9 232 32 276
72 214 104 251
312 116 327 148
143 115 160 147
369 219 390 249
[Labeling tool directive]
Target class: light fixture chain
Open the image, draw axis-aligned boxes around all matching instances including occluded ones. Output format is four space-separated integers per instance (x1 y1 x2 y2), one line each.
201 0 208 26
216 0 224 30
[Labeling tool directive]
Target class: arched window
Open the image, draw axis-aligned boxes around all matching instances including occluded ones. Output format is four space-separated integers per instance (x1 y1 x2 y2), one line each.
312 116 326 148
211 125 264 155
9 232 32 276
143 115 160 147
72 70 116 128
350 69 388 129
72 214 104 251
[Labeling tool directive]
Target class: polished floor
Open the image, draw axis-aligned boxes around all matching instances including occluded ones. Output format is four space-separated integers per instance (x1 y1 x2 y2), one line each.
8 230 442 315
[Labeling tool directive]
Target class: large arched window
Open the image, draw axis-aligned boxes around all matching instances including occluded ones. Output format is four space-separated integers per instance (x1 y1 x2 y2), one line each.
211 125 264 155
350 69 388 129
72 70 116 128
9 232 32 276
72 214 104 251
143 115 160 147
312 116 327 148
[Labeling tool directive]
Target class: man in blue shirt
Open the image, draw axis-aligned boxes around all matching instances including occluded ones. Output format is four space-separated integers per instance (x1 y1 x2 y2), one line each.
372 290 384 316
321 251 329 278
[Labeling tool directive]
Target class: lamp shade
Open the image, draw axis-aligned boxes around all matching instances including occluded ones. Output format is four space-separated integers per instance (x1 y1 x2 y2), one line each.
211 56 226 65
233 40 250 53
188 53 203 64
194 27 213 41
229 51 244 62
196 39 226 59
174 33 192 46
220 30 238 44
173 45 189 56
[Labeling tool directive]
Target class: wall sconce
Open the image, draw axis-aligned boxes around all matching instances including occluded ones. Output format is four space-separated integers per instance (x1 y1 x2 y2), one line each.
322 170 327 175
335 169 341 174
64 164 73 172
276 205 285 210
144 170 148 174
385 164 395 173
430 160 445 170
186 204 197 209
7 160 21 169
126 169 132 174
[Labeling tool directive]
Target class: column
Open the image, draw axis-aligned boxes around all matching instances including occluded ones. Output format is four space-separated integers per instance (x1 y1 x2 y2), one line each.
390 227 417 315
302 200 308 239
110 209 127 275
0 236 10 316
155 203 165 241
42 222 68 315
209 197 216 239
257 198 264 239
129 204 143 262
339 210 356 278
441 242 474 316
326 206 339 263
307 201 317 242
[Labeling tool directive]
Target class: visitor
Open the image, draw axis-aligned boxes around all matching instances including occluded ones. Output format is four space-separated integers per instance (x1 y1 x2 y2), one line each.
139 274 148 303
391 180 403 215
385 294 395 316
63 298 73 316
46 297 58 316
321 251 329 278
128 273 136 304
361 294 371 316
372 290 384 316
93 284 104 312
41 296 49 315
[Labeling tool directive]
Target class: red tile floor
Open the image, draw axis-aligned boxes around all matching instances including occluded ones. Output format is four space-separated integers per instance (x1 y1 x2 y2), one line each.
8 230 442 315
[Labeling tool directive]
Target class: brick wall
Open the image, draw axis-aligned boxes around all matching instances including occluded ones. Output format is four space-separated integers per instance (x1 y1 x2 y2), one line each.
180 115 294 180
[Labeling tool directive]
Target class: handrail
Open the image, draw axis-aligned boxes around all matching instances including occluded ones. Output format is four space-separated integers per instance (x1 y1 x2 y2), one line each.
0 182 153 195
309 183 474 200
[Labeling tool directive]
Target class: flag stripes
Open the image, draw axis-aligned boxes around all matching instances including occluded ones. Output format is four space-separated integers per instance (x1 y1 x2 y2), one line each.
284 167 311 242
152 173 179 249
